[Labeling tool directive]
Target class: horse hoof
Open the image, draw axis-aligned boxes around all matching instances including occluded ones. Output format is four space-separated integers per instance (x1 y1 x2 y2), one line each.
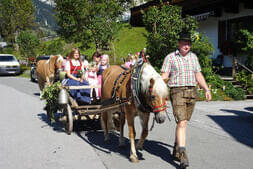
130 154 139 163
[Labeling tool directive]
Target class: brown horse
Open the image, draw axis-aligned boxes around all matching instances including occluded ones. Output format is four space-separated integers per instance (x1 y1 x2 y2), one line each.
101 63 168 162
36 55 64 91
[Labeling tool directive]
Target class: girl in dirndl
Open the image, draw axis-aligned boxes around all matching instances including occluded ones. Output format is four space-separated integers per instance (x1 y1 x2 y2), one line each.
97 54 110 97
85 62 99 100
65 48 90 104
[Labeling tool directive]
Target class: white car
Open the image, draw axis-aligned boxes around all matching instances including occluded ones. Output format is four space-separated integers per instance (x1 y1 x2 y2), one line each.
0 54 21 75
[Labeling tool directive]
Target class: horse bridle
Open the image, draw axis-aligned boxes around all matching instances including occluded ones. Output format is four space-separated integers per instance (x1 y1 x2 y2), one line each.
148 87 166 113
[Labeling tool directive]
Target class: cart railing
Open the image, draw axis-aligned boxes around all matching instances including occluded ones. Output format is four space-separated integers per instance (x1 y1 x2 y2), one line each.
64 84 101 90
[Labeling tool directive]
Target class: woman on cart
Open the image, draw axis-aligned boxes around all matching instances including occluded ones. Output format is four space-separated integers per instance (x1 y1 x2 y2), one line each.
65 48 91 104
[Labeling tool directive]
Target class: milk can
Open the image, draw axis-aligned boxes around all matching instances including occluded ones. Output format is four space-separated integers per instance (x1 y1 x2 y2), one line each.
58 88 68 105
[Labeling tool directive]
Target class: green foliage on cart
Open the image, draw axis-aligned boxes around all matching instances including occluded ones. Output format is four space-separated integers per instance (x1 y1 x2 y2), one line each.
41 81 61 123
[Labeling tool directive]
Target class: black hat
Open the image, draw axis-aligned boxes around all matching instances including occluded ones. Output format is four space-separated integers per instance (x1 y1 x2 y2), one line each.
179 31 191 42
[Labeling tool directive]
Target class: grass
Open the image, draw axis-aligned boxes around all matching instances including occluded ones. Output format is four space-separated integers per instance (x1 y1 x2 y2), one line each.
113 24 147 63
18 65 31 79
81 23 148 64
18 72 30 78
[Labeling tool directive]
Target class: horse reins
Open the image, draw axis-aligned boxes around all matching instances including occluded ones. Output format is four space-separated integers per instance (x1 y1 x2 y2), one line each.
148 87 167 113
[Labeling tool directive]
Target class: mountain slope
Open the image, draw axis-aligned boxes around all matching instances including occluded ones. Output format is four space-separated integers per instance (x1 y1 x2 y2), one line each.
33 0 58 31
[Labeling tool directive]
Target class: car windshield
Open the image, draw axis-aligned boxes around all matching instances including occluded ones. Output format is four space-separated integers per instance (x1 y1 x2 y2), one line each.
0 55 16 62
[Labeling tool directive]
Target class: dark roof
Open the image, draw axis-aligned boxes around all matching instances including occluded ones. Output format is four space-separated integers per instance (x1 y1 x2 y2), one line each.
130 0 249 26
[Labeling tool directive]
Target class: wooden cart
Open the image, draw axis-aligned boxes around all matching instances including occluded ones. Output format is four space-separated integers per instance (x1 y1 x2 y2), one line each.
57 85 129 134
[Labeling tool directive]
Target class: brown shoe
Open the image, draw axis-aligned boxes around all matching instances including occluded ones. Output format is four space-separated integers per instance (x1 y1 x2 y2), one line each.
179 149 189 168
172 143 180 161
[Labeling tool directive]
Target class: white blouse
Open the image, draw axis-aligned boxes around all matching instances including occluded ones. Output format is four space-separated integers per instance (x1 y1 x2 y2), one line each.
65 59 88 72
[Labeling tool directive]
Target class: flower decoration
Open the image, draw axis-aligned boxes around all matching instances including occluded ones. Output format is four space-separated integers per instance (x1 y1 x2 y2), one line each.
191 31 200 42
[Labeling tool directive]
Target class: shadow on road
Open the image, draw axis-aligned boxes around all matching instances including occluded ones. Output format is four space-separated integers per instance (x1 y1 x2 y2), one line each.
143 140 179 168
244 107 253 112
37 112 65 133
33 92 40 96
76 131 180 168
37 112 103 134
77 131 130 157
37 110 180 167
208 108 253 148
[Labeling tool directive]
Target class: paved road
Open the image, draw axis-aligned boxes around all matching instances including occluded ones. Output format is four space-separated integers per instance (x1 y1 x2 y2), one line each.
0 76 252 169
0 76 105 169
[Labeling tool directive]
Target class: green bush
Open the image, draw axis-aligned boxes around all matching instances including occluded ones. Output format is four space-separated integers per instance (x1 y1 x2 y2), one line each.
20 64 30 73
0 47 15 54
17 31 40 62
196 88 232 101
191 34 214 79
224 81 245 100
236 70 253 94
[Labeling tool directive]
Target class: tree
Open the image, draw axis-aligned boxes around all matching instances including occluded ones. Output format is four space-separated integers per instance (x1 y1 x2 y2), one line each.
17 31 40 62
44 39 65 55
55 0 128 53
237 29 253 70
143 3 217 89
0 0 35 45
143 4 198 69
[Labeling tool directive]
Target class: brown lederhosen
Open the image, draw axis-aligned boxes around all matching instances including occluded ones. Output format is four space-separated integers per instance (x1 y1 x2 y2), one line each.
170 86 197 123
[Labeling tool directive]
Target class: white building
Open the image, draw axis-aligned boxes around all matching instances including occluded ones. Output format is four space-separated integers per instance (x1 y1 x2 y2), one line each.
197 3 253 68
131 0 253 74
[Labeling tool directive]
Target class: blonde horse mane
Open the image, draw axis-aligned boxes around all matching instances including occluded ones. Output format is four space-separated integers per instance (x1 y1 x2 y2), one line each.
47 55 64 73
140 63 168 97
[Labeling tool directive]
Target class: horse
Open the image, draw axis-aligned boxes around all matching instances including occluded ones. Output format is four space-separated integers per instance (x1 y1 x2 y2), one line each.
101 63 168 162
36 55 64 91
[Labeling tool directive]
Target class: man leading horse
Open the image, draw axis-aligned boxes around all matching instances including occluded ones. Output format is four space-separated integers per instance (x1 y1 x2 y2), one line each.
161 30 211 169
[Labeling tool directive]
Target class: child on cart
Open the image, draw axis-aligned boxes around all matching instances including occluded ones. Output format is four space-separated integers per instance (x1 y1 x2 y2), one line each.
97 54 110 97
124 53 137 68
85 62 99 101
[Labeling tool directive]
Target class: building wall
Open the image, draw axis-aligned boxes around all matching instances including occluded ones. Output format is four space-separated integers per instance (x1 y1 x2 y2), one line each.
197 3 253 67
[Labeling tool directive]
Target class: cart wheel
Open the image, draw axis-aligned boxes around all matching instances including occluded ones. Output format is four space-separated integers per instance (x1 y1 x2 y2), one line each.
63 104 73 135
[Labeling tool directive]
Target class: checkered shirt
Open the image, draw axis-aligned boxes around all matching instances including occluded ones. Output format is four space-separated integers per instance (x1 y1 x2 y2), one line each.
161 50 201 87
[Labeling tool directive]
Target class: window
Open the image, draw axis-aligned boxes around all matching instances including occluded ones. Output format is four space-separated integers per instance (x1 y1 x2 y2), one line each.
0 55 16 62
218 16 253 55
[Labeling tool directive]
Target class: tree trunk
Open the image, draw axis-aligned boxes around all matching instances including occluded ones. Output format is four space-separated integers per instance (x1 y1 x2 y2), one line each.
232 55 237 79
14 31 19 51
111 40 116 63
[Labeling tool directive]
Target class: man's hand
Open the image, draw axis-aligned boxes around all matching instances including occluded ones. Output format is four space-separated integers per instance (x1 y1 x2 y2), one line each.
163 78 169 84
205 90 212 102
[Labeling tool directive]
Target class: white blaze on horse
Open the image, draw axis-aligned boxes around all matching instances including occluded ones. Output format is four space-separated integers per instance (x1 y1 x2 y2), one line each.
36 55 64 91
101 63 168 162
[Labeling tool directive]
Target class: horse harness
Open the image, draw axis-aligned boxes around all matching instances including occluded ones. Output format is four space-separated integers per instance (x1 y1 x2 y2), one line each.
111 65 132 103
109 54 154 113
131 63 153 113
